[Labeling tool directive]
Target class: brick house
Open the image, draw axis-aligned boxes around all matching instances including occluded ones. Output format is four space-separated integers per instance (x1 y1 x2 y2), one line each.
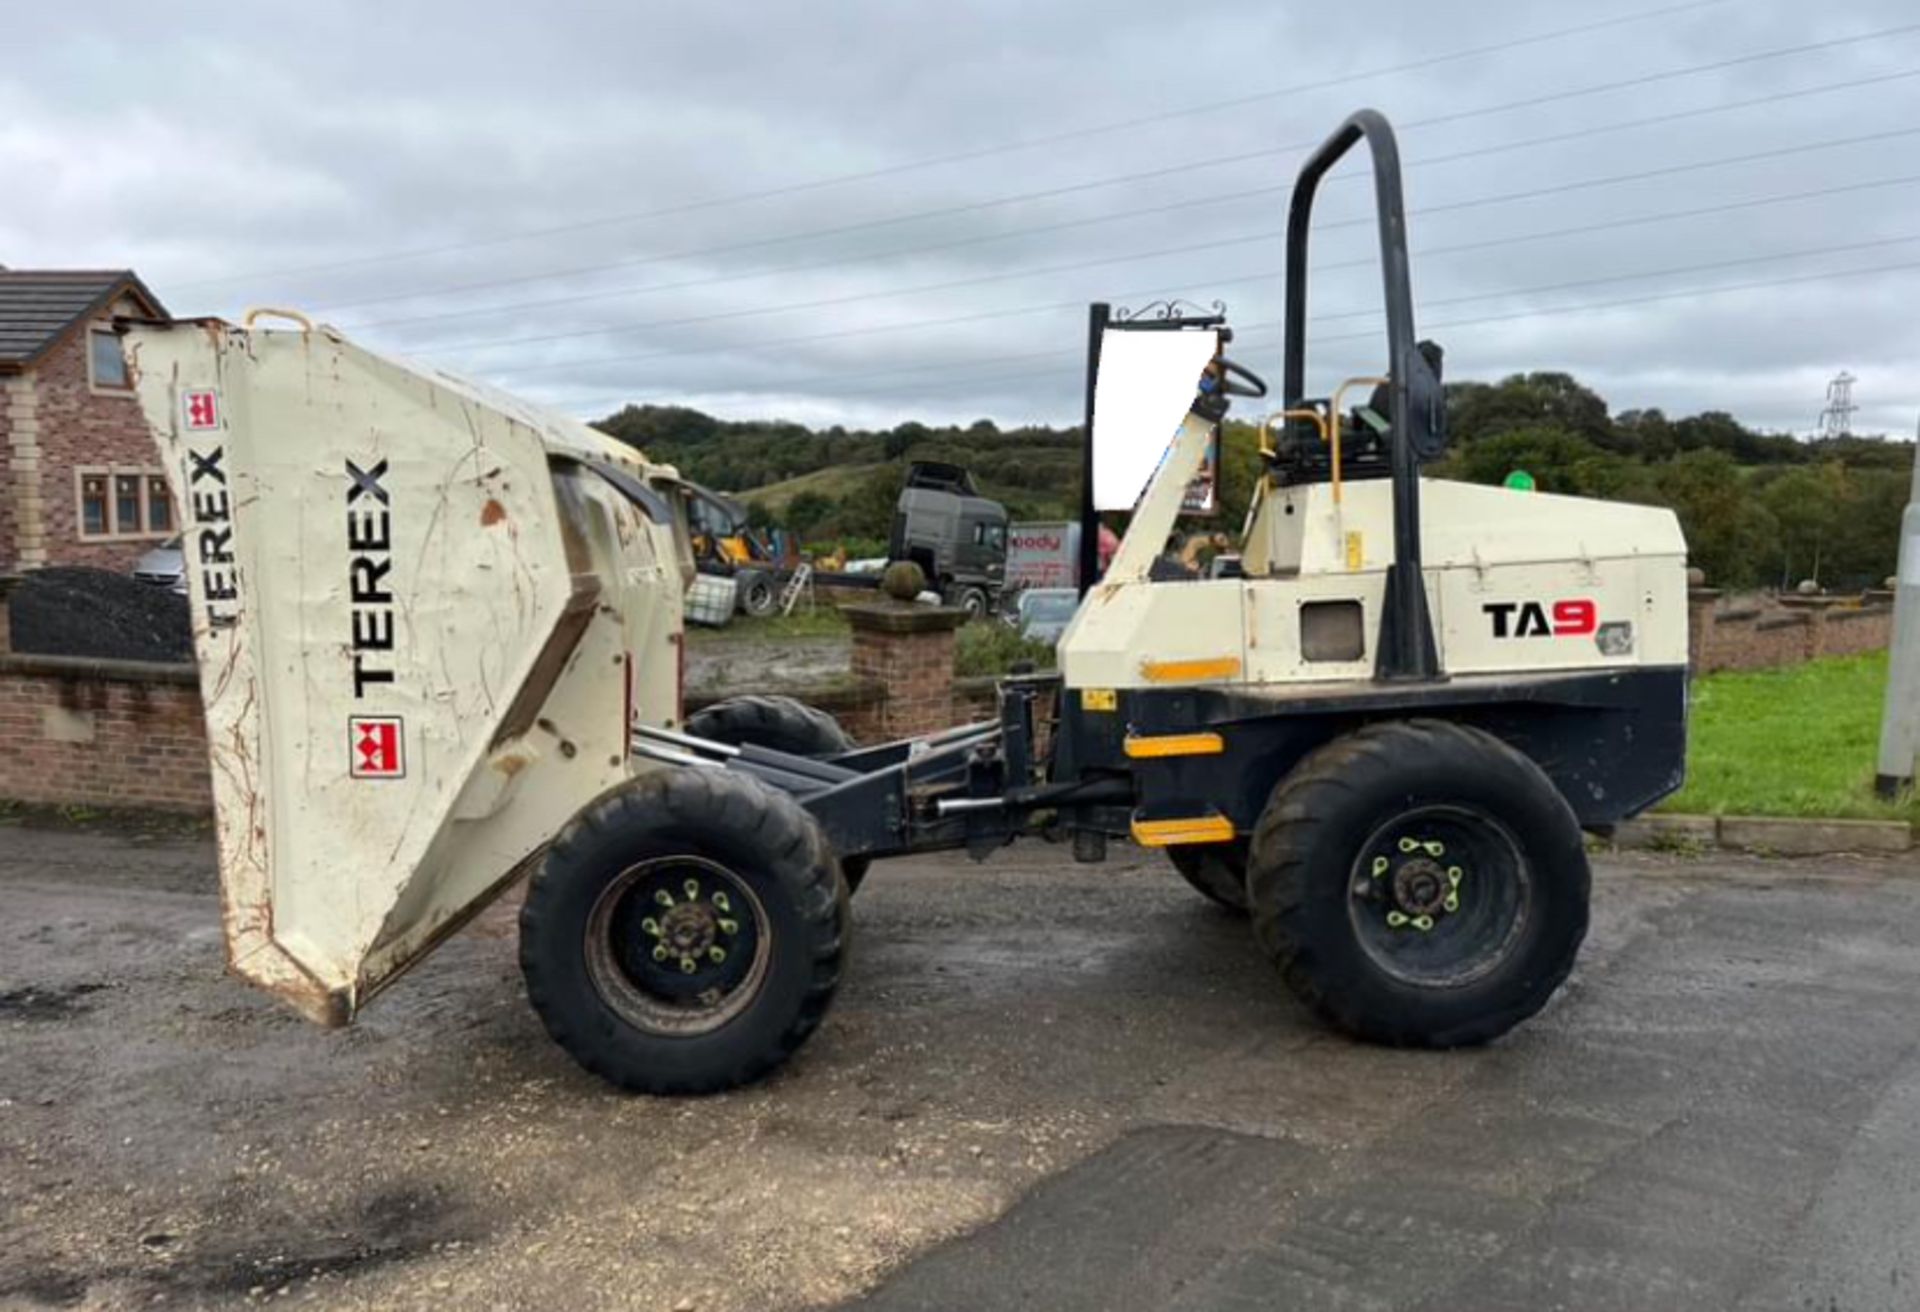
1 269 172 573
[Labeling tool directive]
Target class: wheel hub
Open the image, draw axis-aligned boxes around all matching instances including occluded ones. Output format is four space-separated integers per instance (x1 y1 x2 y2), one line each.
1359 835 1467 933
1392 857 1449 917
659 902 716 955
634 876 744 975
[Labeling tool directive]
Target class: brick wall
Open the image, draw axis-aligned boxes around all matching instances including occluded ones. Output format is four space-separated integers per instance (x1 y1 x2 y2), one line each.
1689 590 1894 674
0 654 212 812
27 310 172 572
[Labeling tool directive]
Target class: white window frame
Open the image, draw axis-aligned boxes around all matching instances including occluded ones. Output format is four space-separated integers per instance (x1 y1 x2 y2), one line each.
74 465 174 542
87 326 133 395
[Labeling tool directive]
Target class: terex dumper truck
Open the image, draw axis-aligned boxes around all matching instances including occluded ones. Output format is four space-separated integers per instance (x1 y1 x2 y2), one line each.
128 111 1689 1096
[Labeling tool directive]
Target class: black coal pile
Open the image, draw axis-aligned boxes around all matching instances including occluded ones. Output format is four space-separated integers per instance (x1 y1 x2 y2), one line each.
9 567 193 663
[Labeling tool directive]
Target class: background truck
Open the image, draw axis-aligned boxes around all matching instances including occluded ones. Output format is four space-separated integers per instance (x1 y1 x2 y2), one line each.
128 109 1688 1099
887 461 1007 619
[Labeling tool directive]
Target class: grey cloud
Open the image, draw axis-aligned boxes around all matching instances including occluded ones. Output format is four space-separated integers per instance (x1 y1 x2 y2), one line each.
3 0 1917 435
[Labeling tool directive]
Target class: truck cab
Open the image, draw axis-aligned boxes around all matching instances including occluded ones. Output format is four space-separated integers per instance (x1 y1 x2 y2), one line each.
888 461 1007 618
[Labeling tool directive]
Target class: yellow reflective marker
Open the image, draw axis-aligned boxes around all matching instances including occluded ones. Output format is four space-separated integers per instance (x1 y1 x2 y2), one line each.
1124 732 1226 759
1081 688 1118 712
1130 815 1236 847
1344 531 1364 571
1140 656 1242 684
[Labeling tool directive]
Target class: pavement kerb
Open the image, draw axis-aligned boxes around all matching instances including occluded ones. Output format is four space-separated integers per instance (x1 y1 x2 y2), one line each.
1612 813 1915 858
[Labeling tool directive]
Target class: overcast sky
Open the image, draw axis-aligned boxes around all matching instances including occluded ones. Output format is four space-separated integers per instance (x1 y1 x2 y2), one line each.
5 0 1919 436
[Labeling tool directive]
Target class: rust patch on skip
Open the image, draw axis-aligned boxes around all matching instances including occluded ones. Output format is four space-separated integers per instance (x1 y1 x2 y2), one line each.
480 498 508 527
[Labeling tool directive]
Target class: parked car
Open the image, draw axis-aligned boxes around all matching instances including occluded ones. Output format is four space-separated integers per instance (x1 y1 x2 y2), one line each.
1015 587 1079 645
132 536 187 594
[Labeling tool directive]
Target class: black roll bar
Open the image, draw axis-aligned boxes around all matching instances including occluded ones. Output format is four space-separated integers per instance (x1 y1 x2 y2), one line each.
1283 109 1443 682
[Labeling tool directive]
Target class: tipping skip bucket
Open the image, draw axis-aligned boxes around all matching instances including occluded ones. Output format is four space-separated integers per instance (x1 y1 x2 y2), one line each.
128 316 690 1025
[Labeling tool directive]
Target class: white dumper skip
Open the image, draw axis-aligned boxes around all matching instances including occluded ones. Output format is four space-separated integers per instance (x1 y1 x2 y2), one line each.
128 316 693 1026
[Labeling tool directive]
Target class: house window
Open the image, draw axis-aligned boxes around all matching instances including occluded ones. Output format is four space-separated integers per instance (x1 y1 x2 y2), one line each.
81 474 110 537
89 328 131 391
147 476 173 533
74 466 172 541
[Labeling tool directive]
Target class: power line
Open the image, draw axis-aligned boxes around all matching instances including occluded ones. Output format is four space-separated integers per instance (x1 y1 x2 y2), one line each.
534 233 1920 413
328 22 1920 321
524 172 1920 411
339 61 1920 335
166 0 1735 293
752 253 1920 406
422 122 1920 360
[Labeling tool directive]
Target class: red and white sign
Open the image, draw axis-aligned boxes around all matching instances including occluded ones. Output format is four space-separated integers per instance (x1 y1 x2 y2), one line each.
183 390 220 431
349 716 405 779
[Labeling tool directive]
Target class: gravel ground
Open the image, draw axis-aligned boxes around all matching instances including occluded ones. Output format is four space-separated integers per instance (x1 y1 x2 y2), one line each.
8 568 191 663
3 828 1919 1310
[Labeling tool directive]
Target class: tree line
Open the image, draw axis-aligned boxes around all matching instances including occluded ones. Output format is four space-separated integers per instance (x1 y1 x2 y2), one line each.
597 372 1915 590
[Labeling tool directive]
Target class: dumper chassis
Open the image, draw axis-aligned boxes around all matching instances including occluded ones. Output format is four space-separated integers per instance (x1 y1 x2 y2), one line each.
132 109 1687 1095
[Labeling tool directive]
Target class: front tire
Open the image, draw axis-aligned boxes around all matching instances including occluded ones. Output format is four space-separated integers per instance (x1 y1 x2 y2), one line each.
1247 719 1589 1048
519 770 848 1094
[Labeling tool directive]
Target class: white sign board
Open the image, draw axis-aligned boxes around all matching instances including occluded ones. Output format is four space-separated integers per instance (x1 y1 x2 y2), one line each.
1090 326 1219 512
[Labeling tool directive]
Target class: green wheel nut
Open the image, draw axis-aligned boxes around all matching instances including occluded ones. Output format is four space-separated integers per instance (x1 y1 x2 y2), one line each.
641 917 661 938
1422 841 1445 857
717 918 739 936
1387 910 1411 928
713 892 732 913
652 945 670 962
653 889 675 907
1412 914 1435 932
683 878 701 901
708 946 727 964
1371 856 1390 878
1398 837 1418 853
1447 866 1463 887
1443 892 1460 913
679 955 697 974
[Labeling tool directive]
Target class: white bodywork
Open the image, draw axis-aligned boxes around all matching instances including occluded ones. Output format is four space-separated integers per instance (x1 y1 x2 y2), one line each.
128 318 688 1025
1060 327 1688 692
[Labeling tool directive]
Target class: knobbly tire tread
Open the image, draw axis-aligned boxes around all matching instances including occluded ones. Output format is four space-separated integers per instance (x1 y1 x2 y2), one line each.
684 695 856 758
1247 718 1589 1048
683 696 869 891
1167 841 1250 914
518 769 848 1095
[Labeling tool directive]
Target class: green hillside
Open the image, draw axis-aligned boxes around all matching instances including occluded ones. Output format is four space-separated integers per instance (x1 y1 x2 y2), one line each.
596 373 1917 587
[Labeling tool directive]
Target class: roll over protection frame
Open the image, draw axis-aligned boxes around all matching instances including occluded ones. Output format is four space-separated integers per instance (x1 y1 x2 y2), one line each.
1283 108 1445 683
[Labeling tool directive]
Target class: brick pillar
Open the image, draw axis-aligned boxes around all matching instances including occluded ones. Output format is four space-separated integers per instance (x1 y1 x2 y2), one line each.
844 602 965 740
1686 587 1720 673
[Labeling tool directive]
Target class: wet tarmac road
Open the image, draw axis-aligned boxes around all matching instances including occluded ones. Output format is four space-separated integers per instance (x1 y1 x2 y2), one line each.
3 823 1918 1310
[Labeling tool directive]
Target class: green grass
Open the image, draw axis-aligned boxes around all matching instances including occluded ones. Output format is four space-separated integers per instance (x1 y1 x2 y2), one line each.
739 464 890 513
1663 650 1916 822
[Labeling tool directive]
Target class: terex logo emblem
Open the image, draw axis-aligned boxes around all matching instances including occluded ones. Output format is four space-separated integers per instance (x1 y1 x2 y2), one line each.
1483 599 1598 639
183 389 219 431
350 716 405 779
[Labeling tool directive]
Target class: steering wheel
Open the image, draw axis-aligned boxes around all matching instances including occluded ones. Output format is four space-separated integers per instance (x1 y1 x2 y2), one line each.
1215 356 1268 398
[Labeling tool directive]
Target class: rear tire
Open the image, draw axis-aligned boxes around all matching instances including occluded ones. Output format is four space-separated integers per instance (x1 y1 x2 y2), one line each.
686 694 854 758
684 695 868 891
1167 841 1249 913
1247 719 1588 1048
519 770 848 1094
